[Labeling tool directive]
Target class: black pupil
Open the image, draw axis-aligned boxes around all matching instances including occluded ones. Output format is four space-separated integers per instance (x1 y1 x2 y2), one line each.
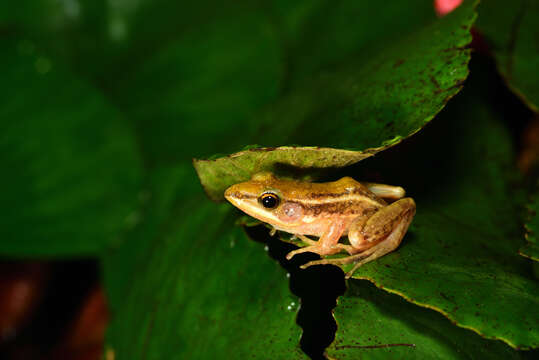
261 194 278 208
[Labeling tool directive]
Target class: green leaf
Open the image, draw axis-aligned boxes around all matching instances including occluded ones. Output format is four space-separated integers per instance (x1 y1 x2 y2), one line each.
105 10 284 165
194 146 379 201
332 70 537 349
194 0 477 201
102 165 306 359
0 39 142 256
327 280 520 359
476 0 539 112
0 0 59 30
522 184 539 261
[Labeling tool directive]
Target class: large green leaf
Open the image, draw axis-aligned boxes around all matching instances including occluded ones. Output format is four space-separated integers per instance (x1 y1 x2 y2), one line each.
476 0 539 112
326 280 520 359
102 165 306 359
325 68 537 349
195 0 477 201
103 6 284 165
0 39 141 256
522 185 539 261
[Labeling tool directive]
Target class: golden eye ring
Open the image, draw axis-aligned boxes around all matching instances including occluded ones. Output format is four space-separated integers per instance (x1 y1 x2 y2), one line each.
259 192 280 209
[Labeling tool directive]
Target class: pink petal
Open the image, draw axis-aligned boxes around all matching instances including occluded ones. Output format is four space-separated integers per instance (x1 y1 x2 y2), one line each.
434 0 463 16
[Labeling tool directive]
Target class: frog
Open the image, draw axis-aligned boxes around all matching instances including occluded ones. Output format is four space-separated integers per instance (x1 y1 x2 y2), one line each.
224 172 416 278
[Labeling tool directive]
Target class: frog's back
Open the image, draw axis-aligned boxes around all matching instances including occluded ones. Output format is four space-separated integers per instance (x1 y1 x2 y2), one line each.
274 176 384 208
301 177 380 200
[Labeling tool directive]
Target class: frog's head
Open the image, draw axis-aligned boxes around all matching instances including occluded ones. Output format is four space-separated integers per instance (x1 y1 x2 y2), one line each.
224 172 305 228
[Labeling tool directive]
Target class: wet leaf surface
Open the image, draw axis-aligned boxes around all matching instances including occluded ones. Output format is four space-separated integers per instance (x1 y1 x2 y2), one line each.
102 165 306 359
331 67 538 349
476 0 539 112
326 280 521 360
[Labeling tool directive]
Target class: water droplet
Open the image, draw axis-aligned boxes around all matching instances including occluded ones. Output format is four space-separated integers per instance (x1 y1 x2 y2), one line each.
35 57 51 74
264 245 269 252
125 211 140 227
60 0 81 18
286 301 297 311
109 16 127 42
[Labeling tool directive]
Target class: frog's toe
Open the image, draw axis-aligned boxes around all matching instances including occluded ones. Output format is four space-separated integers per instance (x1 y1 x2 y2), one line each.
300 259 334 269
300 252 370 269
285 246 320 260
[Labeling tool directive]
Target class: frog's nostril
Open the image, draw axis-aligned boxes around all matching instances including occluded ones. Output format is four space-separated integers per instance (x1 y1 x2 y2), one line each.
224 185 239 200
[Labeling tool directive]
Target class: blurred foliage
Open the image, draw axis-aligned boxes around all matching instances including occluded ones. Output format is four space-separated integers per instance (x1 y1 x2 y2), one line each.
476 0 539 111
0 39 141 256
522 184 539 261
327 280 520 359
1 0 538 359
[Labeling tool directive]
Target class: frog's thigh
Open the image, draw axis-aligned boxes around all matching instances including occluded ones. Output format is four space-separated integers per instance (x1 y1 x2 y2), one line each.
346 203 415 277
349 198 416 252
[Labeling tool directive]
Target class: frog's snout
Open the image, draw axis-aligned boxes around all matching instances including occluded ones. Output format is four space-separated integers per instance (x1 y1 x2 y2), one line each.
224 182 261 208
224 186 235 201
224 184 242 204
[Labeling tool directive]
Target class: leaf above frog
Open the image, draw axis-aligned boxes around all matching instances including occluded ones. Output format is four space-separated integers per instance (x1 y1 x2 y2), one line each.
194 0 477 201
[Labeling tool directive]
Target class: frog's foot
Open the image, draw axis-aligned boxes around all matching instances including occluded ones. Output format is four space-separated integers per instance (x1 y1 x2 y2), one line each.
296 234 317 245
287 221 347 261
269 227 277 236
302 208 415 277
286 245 320 260
343 241 396 278
299 251 370 269
286 241 352 261
285 244 341 260
289 234 317 245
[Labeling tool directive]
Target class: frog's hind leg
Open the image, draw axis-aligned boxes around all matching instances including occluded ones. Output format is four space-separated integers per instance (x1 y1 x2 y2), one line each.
344 209 414 278
300 217 410 277
301 198 416 278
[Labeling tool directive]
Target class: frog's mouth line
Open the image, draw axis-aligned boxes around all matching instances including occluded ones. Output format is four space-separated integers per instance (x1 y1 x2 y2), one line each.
225 195 284 227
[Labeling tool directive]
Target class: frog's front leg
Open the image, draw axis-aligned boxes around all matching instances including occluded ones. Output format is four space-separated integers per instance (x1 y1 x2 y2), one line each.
285 221 346 260
301 198 416 277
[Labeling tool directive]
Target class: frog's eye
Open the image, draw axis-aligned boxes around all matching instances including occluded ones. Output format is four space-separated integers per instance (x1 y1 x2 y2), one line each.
259 192 280 209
